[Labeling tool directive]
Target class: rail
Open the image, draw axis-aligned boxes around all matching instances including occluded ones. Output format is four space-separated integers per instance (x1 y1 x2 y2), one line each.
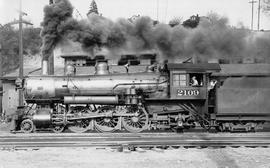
0 132 270 148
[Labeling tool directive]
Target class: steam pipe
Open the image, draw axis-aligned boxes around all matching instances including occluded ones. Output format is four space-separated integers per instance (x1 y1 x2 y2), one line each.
64 96 119 104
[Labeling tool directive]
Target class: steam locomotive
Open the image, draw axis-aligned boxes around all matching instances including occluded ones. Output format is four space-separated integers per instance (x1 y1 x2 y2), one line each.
14 61 270 133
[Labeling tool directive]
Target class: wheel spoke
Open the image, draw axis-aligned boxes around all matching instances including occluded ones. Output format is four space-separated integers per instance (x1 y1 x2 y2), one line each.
137 122 143 127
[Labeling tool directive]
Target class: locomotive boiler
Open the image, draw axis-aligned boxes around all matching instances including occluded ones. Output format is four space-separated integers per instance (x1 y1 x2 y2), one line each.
24 63 168 104
15 61 269 133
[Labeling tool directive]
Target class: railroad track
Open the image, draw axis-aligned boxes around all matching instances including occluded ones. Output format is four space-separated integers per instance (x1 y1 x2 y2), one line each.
0 132 270 149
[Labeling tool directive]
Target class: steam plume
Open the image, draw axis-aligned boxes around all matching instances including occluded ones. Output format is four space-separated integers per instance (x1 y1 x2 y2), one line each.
41 0 270 62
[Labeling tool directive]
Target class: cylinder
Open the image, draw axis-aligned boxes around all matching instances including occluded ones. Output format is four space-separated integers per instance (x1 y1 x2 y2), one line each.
42 60 49 75
64 96 119 104
32 109 51 127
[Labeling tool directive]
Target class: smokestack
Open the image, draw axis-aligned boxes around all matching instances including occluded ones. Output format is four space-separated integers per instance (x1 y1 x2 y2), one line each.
192 55 198 64
48 53 54 75
42 60 49 75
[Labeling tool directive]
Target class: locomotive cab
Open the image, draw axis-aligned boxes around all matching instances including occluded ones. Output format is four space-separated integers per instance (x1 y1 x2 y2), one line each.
167 63 221 100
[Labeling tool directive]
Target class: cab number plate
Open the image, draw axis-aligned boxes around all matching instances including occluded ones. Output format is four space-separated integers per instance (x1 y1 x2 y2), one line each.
177 89 200 96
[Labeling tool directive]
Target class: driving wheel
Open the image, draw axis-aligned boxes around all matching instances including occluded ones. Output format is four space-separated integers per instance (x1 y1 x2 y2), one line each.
94 106 119 133
67 107 90 133
122 106 149 133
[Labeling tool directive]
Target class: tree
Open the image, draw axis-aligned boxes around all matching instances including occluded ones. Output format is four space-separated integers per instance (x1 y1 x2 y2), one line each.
0 25 20 74
168 17 182 27
0 26 42 74
262 0 270 14
87 0 99 16
23 27 42 55
182 14 200 28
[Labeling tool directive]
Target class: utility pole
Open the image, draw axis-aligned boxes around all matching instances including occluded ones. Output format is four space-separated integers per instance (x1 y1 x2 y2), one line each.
8 0 32 106
249 0 257 30
156 0 159 21
0 44 2 116
257 0 261 30
18 0 23 106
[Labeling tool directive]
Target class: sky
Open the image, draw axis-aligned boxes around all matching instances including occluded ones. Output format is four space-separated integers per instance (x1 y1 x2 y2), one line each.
0 0 269 30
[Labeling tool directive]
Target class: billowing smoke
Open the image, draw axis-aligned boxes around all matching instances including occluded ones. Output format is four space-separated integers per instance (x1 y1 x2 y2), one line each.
41 0 270 62
41 0 73 60
184 15 248 61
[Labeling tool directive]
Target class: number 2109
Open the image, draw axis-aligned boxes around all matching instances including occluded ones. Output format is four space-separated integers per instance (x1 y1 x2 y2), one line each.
177 90 200 96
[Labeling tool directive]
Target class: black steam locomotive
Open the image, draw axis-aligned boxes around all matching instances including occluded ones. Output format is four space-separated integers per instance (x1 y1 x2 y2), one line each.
15 62 270 133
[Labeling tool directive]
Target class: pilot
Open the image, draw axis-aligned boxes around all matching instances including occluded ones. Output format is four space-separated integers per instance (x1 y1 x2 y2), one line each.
191 76 199 86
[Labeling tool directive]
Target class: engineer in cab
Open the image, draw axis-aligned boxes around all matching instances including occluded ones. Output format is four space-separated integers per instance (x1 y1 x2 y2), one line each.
190 76 199 86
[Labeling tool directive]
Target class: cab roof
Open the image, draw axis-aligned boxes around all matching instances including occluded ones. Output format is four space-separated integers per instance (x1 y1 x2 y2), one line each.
167 63 221 72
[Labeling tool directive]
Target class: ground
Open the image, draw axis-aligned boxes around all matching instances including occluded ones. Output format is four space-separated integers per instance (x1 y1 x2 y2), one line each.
0 122 10 132
0 147 270 168
1 122 270 168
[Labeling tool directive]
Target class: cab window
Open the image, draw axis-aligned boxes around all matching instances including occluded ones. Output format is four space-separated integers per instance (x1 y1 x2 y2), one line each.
189 73 203 87
173 74 187 86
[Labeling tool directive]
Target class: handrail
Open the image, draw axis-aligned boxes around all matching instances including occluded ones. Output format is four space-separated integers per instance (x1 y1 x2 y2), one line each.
112 80 168 91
